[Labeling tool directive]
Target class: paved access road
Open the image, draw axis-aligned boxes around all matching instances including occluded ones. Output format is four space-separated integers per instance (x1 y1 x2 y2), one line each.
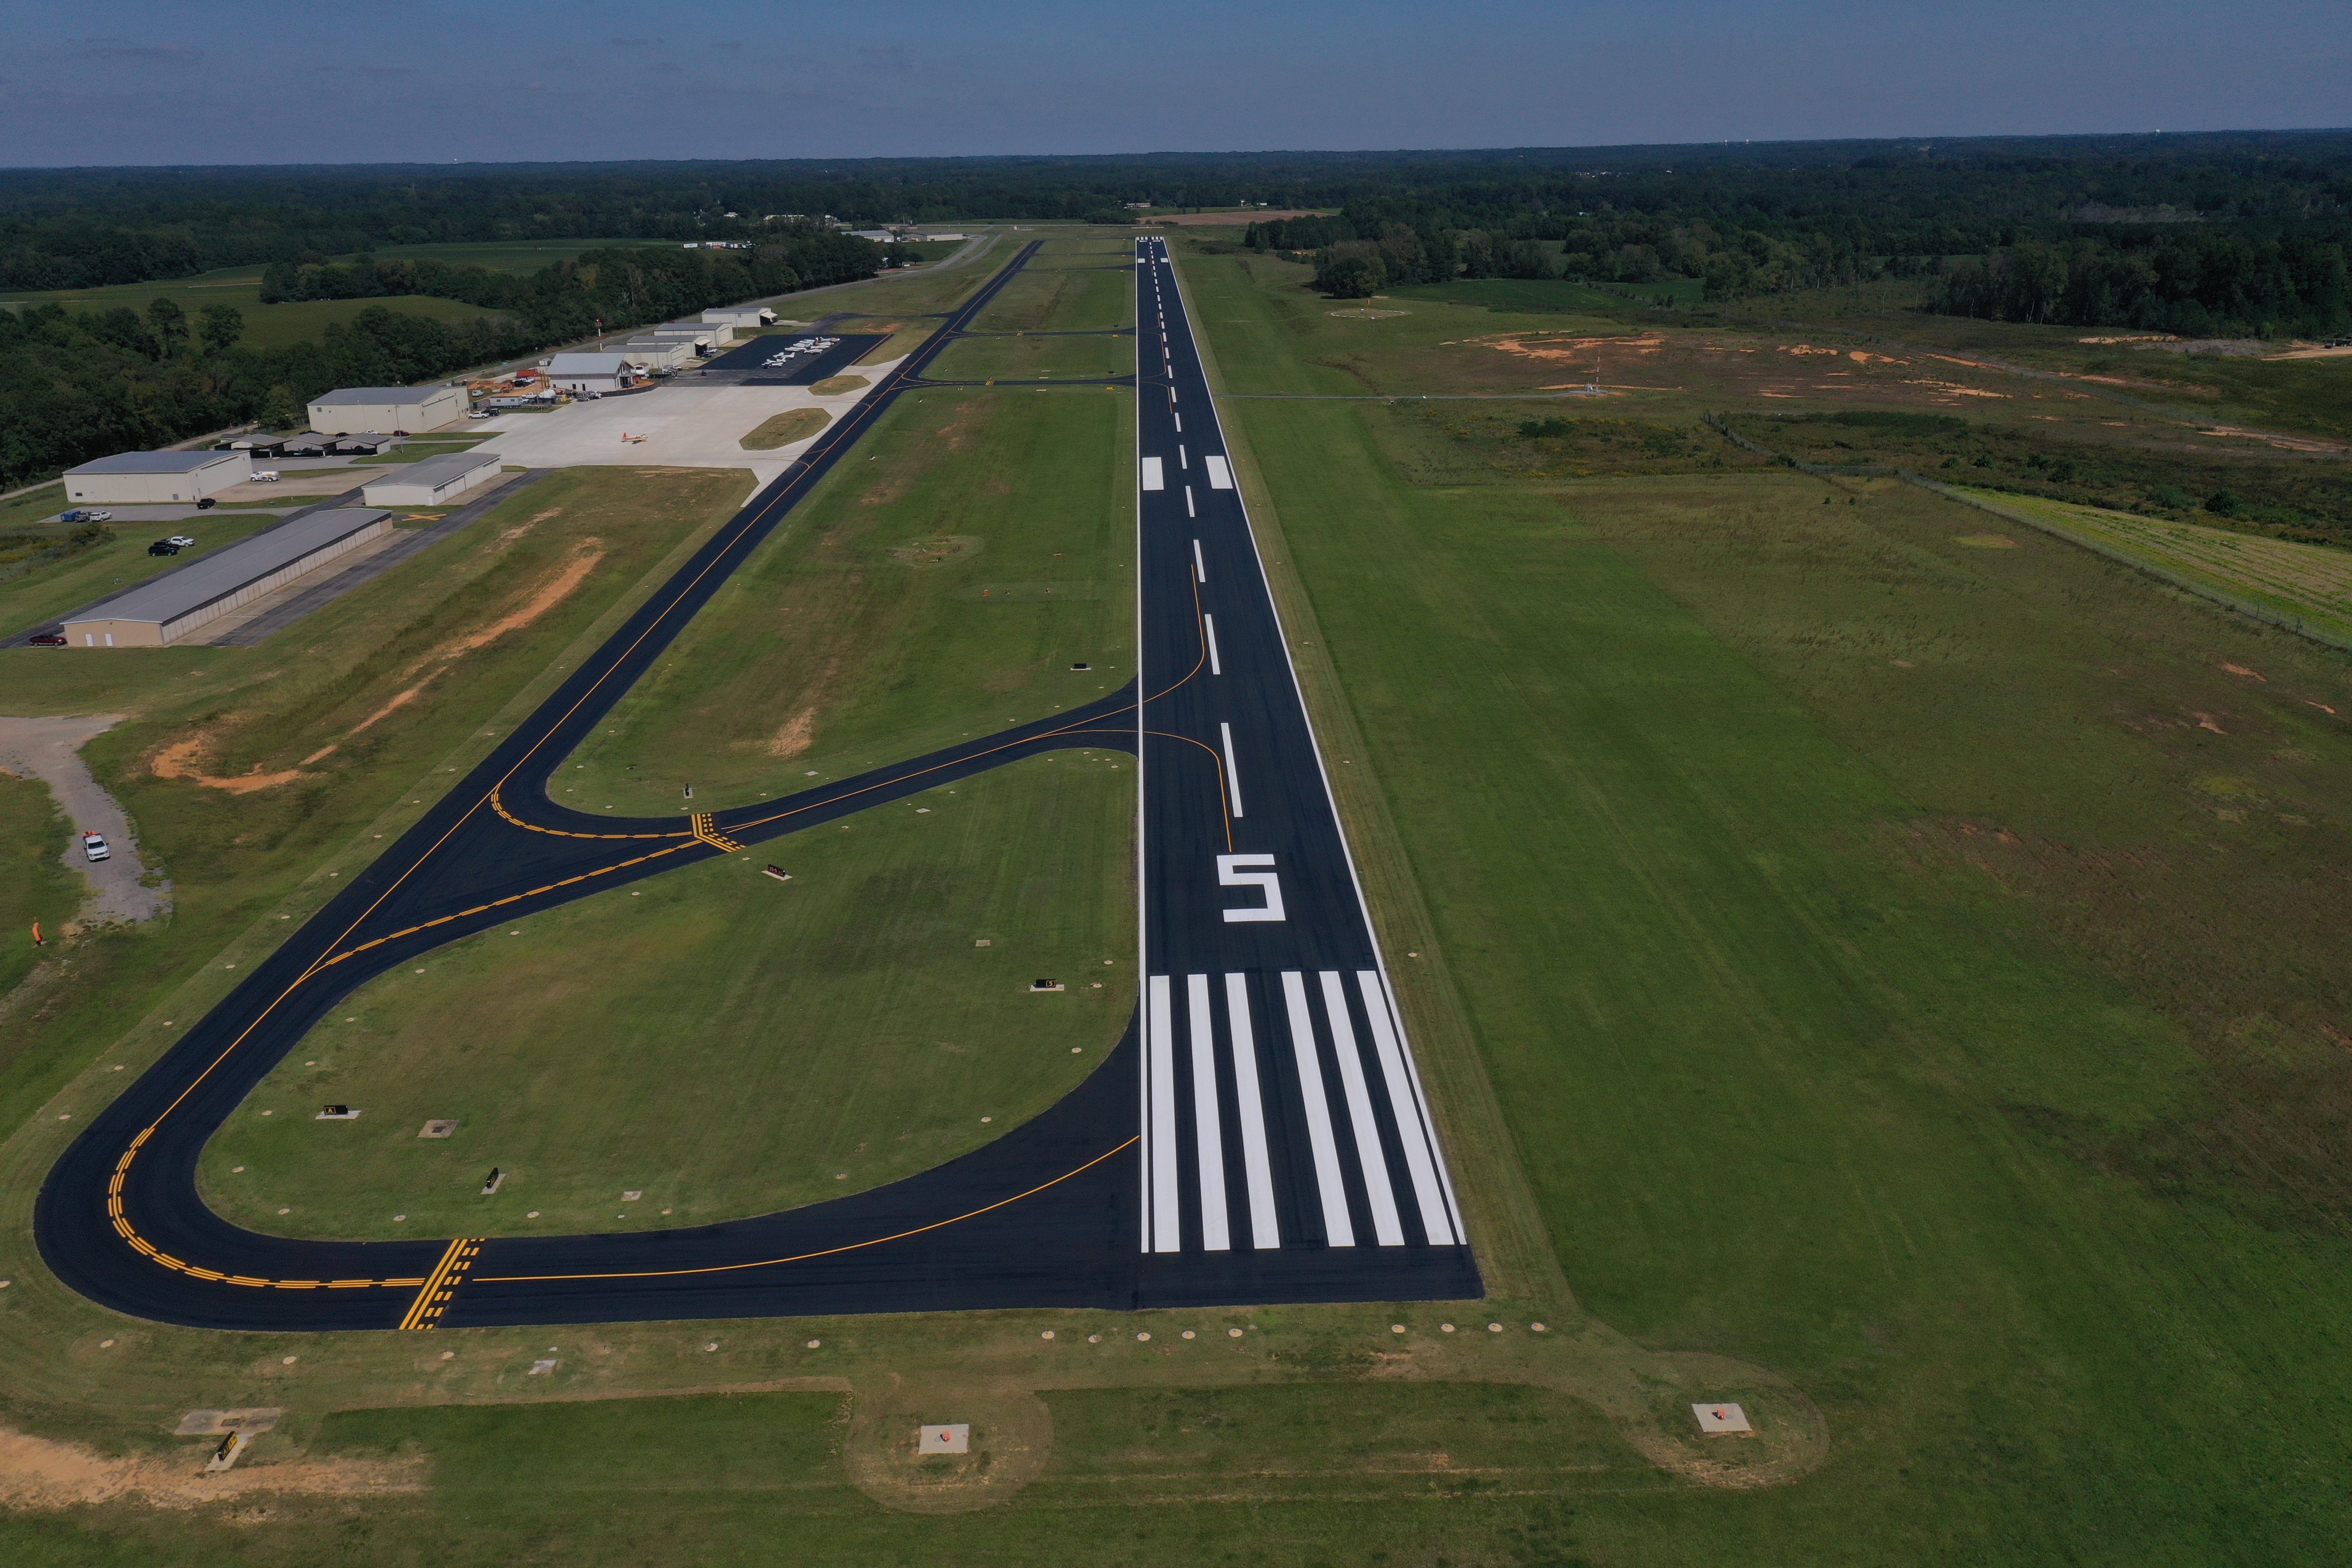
34 237 1479 1332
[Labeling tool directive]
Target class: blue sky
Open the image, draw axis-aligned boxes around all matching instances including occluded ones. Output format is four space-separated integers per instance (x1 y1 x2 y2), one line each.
4 0 2347 166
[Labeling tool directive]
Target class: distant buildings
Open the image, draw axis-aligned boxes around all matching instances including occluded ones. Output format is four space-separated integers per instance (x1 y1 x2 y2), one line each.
545 353 636 394
61 510 391 647
64 450 248 506
307 385 466 434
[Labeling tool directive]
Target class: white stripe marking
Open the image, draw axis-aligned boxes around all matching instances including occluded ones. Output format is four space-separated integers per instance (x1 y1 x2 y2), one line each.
1226 974 1280 1248
1173 411 1182 432
1219 723 1245 818
1187 974 1230 1251
1281 971 1353 1246
1204 612 1222 675
1192 538 1206 582
1141 457 1165 491
1204 455 1234 490
1185 487 1195 518
1380 970 1465 1240
1147 976 1181 1252
1355 971 1453 1244
1320 971 1403 1245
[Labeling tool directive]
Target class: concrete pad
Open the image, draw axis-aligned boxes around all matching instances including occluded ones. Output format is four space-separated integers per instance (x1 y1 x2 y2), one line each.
919 1423 970 1454
1692 1402 1752 1434
460 362 903 492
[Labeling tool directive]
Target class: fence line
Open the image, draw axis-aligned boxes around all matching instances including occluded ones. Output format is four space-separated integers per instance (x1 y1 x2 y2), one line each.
1703 413 2352 657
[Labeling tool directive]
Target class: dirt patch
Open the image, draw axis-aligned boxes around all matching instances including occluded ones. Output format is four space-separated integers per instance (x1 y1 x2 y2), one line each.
740 408 831 452
890 535 983 567
1327 309 1410 320
0 714 172 922
1484 335 1664 364
151 736 309 795
0 1421 424 1510
1957 534 2020 548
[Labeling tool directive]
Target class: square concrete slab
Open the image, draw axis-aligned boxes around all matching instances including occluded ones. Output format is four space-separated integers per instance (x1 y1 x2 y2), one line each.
1692 1402 1752 1435
919 1423 970 1454
419 1119 457 1138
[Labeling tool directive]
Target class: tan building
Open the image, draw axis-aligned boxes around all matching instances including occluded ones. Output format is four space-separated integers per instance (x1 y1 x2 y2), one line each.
361 452 505 508
64 449 249 506
62 509 390 647
307 385 467 434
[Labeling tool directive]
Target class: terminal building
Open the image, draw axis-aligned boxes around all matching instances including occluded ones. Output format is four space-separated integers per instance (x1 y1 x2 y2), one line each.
361 451 505 508
64 449 248 506
61 509 391 647
306 385 467 434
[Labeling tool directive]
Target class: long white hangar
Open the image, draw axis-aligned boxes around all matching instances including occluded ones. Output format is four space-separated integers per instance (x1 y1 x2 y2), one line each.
61 509 391 647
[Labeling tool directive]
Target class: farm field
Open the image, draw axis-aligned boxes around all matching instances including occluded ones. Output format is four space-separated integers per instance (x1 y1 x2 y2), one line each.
1950 485 2352 641
197 753 1133 1240
0 265 511 351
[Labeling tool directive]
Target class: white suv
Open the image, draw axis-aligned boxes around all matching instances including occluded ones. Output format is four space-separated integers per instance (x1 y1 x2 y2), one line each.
81 832 110 862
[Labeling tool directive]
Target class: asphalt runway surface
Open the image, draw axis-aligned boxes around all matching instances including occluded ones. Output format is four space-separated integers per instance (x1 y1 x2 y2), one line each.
701 332 885 383
36 236 1480 1332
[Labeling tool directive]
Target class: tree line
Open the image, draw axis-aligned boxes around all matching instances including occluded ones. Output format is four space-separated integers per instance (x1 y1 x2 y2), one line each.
1924 227 2350 336
0 236 887 491
5 131 2349 294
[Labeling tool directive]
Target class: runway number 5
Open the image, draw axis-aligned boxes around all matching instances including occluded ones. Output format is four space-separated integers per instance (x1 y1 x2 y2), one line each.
1217 854 1286 923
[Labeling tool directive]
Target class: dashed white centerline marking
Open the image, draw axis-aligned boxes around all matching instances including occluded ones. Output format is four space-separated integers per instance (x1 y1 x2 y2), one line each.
1173 411 1182 432
1179 444 1188 469
1192 538 1206 582
1219 722 1245 818
1185 486 1195 518
1204 613 1222 675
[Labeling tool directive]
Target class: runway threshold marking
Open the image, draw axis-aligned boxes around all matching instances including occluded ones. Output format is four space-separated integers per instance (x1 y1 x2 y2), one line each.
472 1137 1139 1284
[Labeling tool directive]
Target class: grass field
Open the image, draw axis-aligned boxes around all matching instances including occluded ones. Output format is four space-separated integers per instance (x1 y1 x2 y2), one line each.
1950 485 2352 640
1181 239 2352 1559
570 389 1132 815
0 771 77 999
197 753 1133 1239
924 333 1133 381
0 510 294 632
740 408 831 450
969 266 1133 334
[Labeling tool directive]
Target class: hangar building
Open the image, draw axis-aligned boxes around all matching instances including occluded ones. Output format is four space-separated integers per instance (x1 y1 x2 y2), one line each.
61 509 391 647
64 449 249 506
546 353 635 394
307 385 467 434
361 452 505 508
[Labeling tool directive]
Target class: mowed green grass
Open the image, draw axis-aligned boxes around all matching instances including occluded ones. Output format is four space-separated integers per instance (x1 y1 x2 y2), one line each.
0 509 294 630
1182 247 2352 1559
970 265 1133 334
570 389 1132 815
198 754 1133 1239
924 332 1133 381
0 771 78 1000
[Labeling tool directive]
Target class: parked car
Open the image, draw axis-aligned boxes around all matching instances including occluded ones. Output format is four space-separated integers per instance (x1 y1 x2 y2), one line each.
195 496 217 509
27 632 67 646
251 470 280 482
467 409 495 420
59 508 113 524
148 540 180 556
166 535 196 548
81 832 110 862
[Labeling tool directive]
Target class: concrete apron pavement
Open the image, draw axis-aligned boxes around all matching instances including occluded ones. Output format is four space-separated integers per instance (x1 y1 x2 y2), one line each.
461 360 906 491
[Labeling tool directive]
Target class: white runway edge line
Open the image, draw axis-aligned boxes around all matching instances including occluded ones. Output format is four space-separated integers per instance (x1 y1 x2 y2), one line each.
1204 612 1223 675
1141 457 1165 491
1219 722 1245 818
1203 455 1235 490
1161 231 1466 1255
1187 974 1232 1252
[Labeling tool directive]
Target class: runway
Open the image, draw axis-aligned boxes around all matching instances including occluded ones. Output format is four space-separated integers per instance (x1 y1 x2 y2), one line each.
34 237 1480 1331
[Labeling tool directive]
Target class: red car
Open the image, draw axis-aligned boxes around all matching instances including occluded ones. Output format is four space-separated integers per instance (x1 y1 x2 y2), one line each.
27 633 67 646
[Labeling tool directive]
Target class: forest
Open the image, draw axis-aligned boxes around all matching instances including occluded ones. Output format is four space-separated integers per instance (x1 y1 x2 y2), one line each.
0 234 882 490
